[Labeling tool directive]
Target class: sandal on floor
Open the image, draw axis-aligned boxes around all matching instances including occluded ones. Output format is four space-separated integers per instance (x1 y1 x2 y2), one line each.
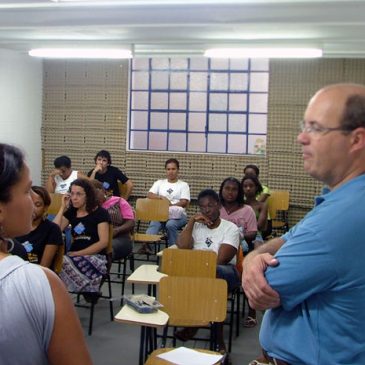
248 359 271 365
174 327 198 342
243 316 257 328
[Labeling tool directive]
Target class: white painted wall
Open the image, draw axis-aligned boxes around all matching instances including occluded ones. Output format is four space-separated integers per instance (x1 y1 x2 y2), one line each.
0 49 43 184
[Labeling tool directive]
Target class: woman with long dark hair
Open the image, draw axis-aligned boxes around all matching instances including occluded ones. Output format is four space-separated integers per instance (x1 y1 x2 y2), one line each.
0 143 91 364
219 177 257 247
54 178 110 294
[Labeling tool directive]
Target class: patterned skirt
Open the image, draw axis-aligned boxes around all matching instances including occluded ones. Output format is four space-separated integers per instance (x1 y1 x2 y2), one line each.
59 254 107 293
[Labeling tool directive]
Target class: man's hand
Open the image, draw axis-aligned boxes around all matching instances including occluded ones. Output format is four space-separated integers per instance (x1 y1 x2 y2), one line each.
93 163 103 173
242 252 281 310
193 212 213 227
51 168 61 177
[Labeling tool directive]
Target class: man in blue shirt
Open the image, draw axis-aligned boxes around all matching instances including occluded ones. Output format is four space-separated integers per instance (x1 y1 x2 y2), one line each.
243 83 365 365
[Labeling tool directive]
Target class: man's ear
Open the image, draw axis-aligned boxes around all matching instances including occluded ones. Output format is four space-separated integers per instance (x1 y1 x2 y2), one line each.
350 127 365 153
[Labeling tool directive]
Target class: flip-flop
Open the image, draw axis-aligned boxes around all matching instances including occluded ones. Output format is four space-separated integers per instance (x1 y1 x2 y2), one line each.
243 316 257 328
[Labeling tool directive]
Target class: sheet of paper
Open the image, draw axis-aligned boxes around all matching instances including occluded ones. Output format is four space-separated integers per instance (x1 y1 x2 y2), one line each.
156 346 223 365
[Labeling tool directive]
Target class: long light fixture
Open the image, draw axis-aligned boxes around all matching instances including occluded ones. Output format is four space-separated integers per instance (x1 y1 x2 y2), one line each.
204 47 323 59
28 48 132 59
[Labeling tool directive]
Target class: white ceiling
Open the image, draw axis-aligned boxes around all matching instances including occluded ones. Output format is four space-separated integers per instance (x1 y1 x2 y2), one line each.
1 0 365 57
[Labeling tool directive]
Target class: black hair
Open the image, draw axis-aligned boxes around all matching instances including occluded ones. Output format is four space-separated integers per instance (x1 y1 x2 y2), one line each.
241 175 263 195
54 155 72 169
94 150 112 165
219 177 244 206
32 186 51 207
165 158 179 169
243 164 260 177
0 144 25 204
69 178 99 213
197 189 220 203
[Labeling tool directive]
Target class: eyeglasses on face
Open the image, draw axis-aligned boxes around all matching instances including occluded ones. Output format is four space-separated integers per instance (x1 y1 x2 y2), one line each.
299 120 352 135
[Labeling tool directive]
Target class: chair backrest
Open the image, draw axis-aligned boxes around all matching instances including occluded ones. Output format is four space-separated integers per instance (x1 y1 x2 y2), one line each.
106 224 114 270
117 181 128 199
135 198 169 223
235 245 244 277
159 276 227 325
53 244 65 274
267 190 290 219
160 248 217 278
47 193 63 216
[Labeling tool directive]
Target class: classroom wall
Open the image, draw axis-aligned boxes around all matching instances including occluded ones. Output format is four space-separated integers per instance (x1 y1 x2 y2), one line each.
41 58 365 226
0 49 43 184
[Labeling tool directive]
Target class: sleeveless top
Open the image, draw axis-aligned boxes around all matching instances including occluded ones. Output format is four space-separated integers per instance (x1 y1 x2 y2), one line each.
54 170 78 194
0 255 54 364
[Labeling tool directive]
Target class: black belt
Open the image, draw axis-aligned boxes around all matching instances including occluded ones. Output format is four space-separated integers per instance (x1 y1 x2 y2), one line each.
262 350 291 365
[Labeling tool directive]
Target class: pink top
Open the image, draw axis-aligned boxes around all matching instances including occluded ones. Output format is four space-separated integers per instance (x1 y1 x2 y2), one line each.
220 205 257 238
102 196 134 220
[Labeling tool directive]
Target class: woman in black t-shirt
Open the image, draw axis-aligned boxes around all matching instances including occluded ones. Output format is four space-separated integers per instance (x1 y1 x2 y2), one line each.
54 178 110 293
16 186 63 269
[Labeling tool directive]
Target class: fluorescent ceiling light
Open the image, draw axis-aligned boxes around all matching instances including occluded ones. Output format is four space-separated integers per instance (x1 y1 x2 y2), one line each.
204 48 323 58
28 48 132 59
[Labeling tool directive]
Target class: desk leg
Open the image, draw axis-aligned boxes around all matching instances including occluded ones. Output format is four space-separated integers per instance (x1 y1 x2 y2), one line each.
139 326 146 365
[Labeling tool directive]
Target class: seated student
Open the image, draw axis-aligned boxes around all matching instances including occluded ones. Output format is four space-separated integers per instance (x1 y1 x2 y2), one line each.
0 143 92 364
243 164 272 238
88 150 133 199
219 177 257 250
144 158 190 253
176 189 240 356
16 186 63 270
241 175 268 328
46 155 87 194
53 178 110 295
92 180 134 261
243 164 270 202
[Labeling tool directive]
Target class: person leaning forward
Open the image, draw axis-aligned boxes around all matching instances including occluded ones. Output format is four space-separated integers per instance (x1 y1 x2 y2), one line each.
243 83 365 365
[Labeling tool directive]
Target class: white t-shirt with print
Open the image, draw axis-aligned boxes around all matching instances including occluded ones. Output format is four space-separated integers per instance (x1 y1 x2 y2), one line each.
192 219 240 264
149 179 190 213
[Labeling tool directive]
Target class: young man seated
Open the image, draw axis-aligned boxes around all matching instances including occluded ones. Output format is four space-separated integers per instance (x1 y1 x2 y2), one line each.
176 188 240 358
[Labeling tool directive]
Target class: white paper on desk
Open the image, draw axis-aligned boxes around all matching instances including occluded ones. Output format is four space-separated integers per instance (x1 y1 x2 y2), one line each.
156 346 223 365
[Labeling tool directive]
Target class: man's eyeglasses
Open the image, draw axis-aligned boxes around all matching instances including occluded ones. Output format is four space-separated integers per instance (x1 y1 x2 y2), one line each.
299 120 351 135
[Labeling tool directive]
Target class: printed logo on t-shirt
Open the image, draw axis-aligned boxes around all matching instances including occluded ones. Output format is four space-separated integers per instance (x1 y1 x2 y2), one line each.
102 181 110 190
205 237 213 247
74 222 86 234
166 188 173 195
60 183 67 189
22 241 33 253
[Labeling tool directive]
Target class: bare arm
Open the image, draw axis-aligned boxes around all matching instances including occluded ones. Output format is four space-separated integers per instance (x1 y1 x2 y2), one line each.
88 164 102 180
123 179 133 200
44 269 92 365
171 199 189 208
68 221 109 256
244 230 257 243
113 219 134 237
77 171 89 180
53 195 70 232
257 202 268 232
40 245 59 268
147 192 169 201
258 193 270 203
46 172 58 193
176 216 196 249
217 244 237 265
242 237 284 310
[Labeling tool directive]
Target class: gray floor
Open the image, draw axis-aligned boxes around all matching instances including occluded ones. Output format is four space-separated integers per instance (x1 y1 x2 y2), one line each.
78 261 263 365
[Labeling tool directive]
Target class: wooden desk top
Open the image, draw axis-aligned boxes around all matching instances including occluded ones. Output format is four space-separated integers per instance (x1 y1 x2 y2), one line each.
114 304 169 328
127 264 167 285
